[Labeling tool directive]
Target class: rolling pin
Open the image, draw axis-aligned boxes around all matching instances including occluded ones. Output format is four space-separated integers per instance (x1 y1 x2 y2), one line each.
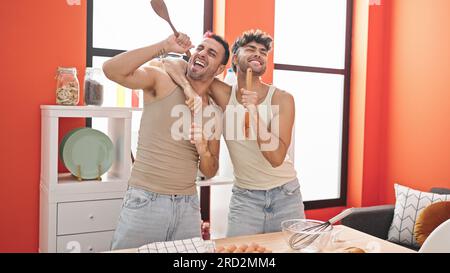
245 68 252 138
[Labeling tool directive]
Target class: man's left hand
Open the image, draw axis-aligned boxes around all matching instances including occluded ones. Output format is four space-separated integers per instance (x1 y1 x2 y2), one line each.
190 123 209 156
241 88 258 109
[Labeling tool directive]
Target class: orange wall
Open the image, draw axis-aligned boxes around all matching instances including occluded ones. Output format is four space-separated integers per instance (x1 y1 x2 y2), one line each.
349 0 450 206
379 0 450 202
348 0 391 207
0 1 86 252
360 2 390 206
347 0 369 208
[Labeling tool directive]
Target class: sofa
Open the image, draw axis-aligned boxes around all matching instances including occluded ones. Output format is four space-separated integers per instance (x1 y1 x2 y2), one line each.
341 187 450 250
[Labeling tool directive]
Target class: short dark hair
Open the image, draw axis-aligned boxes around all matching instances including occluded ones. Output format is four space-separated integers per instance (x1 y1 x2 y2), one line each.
231 29 273 72
204 31 230 65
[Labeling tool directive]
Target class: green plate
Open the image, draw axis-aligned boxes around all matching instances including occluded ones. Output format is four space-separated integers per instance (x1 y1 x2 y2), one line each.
61 128 114 179
59 127 83 163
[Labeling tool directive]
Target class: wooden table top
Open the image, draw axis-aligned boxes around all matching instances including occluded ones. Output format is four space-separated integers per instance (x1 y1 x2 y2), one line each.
109 225 416 253
214 225 416 253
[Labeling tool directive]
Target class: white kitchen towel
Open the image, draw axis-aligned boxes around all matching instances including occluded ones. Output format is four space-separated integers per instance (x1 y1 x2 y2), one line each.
136 237 215 253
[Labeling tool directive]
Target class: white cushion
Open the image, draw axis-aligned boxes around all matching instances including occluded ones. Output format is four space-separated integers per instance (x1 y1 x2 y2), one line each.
419 219 450 253
388 184 450 248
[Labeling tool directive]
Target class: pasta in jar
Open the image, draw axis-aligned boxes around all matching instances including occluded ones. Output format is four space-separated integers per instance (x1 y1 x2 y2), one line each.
56 67 79 105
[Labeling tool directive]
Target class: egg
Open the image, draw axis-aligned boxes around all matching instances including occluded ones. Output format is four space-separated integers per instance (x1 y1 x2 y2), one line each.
245 246 256 253
343 247 365 253
249 242 259 248
238 244 248 251
256 247 266 253
215 246 225 252
226 244 237 252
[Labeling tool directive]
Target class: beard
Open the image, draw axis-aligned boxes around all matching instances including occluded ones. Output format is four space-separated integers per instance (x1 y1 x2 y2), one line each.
187 66 215 81
187 68 202 80
250 65 266 77
238 59 266 77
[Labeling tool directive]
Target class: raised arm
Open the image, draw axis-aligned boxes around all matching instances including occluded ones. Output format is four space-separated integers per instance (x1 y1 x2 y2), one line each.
163 58 231 111
190 122 220 178
245 89 295 167
209 79 232 110
161 58 194 96
198 138 220 178
102 33 193 91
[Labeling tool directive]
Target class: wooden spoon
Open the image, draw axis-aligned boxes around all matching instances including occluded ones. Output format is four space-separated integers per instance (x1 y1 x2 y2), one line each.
150 0 191 58
246 68 253 91
244 68 253 138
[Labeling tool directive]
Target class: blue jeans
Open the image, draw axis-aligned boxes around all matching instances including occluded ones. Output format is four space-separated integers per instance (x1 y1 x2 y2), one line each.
227 178 305 237
110 186 202 250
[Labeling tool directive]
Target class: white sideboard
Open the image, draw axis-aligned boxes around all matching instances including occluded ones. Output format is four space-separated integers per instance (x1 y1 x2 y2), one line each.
39 105 134 253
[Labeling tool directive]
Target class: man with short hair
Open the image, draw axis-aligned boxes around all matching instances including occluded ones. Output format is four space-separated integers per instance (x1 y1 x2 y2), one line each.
165 29 305 237
103 31 229 249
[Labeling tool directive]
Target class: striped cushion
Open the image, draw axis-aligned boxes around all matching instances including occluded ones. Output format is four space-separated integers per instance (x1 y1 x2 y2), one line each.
388 184 450 248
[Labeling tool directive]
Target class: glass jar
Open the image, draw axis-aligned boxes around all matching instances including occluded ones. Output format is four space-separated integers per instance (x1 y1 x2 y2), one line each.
56 67 80 105
84 67 104 106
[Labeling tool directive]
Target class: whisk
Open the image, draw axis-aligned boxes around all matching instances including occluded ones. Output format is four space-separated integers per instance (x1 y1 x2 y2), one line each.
288 208 354 251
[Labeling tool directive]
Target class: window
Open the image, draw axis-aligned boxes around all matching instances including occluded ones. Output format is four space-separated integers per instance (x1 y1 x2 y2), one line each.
273 0 353 209
88 0 212 66
87 0 213 155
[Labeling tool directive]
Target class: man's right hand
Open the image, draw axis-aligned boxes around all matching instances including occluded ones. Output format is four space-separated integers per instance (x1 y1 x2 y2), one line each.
162 58 200 112
185 94 202 114
164 33 194 55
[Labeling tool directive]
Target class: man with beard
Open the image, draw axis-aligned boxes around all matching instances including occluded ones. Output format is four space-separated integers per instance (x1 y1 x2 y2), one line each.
103 32 229 249
164 29 305 237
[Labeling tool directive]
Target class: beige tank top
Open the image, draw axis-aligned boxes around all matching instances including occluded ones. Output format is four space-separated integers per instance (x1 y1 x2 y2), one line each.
224 84 297 190
129 86 200 195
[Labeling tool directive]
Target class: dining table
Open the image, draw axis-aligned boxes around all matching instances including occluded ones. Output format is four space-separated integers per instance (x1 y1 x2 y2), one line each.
108 225 416 253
